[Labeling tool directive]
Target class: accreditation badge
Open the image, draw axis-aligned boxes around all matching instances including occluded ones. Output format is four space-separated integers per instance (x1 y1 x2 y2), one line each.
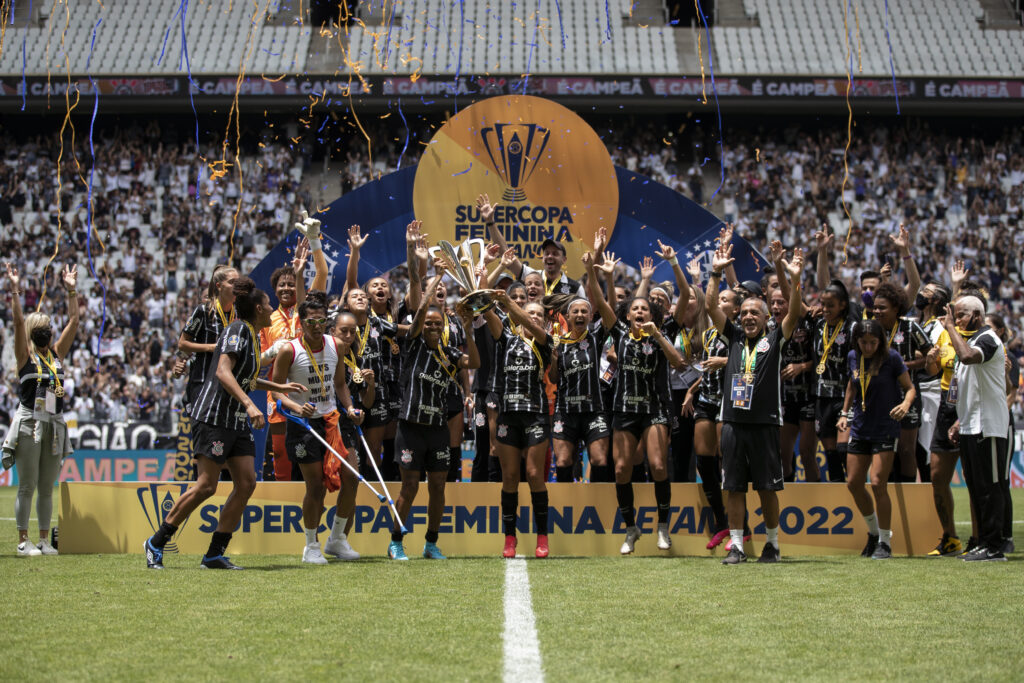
730 374 753 410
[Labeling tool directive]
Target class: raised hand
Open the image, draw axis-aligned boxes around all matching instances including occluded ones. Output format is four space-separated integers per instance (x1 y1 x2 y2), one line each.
476 193 495 224
500 247 517 270
483 242 502 265
593 226 608 256
581 251 594 268
940 303 956 331
888 222 911 255
814 223 834 252
639 256 655 280
687 256 702 282
291 238 310 274
639 321 660 336
61 264 78 291
768 239 784 264
4 262 19 290
414 236 430 264
786 247 805 279
295 209 321 241
594 251 620 276
347 224 366 251
655 239 676 262
712 242 735 273
406 219 423 247
951 259 969 288
455 301 473 323
879 262 893 281
717 222 735 247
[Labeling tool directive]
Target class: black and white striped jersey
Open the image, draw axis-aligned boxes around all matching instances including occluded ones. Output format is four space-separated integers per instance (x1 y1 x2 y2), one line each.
355 315 398 390
813 316 855 399
918 317 943 384
486 311 513 395
781 313 815 404
554 321 609 414
372 309 402 385
609 320 667 415
885 318 932 383
441 312 467 400
471 314 496 394
697 327 729 407
181 303 230 414
400 336 464 426
191 320 261 431
496 327 552 414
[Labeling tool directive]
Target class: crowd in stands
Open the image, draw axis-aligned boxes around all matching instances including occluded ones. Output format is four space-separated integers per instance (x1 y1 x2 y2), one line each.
1 115 1021 429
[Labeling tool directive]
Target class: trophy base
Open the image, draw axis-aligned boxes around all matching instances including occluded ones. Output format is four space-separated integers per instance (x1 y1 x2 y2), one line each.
460 291 495 315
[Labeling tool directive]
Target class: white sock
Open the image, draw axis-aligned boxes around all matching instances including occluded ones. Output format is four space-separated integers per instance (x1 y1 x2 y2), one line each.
766 526 779 549
879 529 892 545
330 517 348 541
730 529 745 549
863 513 879 535
304 528 318 546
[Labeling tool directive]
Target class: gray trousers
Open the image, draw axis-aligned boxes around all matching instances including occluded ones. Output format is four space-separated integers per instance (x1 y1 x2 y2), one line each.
14 420 62 533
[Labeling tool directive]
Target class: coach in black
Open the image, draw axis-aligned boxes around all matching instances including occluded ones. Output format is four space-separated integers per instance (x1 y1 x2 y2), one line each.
387 269 480 561
708 244 805 564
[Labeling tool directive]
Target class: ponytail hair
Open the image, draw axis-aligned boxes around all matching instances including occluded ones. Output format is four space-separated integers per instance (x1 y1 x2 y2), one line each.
852 318 888 377
207 265 236 301
232 276 266 321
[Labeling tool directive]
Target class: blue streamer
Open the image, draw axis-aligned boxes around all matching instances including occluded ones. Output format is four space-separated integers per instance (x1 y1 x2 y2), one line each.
85 19 108 370
604 0 612 42
553 0 565 49
453 0 464 113
156 0 182 66
178 0 202 201
20 32 26 110
396 97 410 170
694 0 724 204
883 0 900 114
523 9 539 94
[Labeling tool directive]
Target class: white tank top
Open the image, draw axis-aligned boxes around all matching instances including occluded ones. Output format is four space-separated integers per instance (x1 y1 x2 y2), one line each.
287 335 339 417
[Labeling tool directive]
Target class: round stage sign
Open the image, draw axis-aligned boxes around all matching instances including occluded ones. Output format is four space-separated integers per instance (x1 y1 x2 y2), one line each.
412 95 619 279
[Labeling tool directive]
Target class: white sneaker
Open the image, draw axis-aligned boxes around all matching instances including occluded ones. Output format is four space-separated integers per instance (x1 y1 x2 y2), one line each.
323 536 360 561
37 539 58 556
620 526 641 555
302 543 328 565
657 523 672 550
17 541 42 557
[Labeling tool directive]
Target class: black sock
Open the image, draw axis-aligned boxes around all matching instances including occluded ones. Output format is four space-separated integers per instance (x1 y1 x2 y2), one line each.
616 483 636 528
555 465 574 482
631 464 647 483
590 464 613 482
654 478 671 525
382 438 397 481
391 528 404 542
205 531 232 558
425 529 439 544
825 449 846 482
501 490 518 537
531 490 549 535
151 521 178 549
696 455 727 531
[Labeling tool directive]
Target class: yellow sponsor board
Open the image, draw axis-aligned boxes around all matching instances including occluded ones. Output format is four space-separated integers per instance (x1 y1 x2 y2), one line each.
60 482 938 557
412 95 619 280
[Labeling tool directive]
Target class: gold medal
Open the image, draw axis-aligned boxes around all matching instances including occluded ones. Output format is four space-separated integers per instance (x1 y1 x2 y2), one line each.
389 340 400 354
353 369 364 384
816 362 826 375
54 385 65 398
743 373 754 384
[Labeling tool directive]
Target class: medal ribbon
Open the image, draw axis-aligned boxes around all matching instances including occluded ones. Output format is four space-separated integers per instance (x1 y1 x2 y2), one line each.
858 354 872 411
432 345 457 380
543 272 563 296
215 299 235 328
887 321 899 347
278 305 297 338
356 320 371 357
35 349 63 395
677 327 696 359
820 320 842 361
244 322 262 384
741 336 762 377
301 336 326 396
522 335 546 378
343 351 361 380
560 328 589 345
703 328 719 354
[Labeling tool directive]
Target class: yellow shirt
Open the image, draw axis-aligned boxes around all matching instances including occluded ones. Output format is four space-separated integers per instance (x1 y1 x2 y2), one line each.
935 329 957 391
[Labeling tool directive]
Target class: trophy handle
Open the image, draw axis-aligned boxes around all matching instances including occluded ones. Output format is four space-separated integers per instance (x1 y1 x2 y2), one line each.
460 238 489 290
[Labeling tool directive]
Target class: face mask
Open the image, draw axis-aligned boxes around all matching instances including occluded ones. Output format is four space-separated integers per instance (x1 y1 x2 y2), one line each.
31 328 53 348
861 291 874 309
914 293 929 311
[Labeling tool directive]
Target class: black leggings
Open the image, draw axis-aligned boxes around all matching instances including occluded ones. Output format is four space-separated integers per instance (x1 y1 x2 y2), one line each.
670 388 696 482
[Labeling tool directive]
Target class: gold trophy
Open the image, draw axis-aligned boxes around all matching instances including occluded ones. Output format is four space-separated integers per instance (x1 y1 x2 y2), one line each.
430 238 495 315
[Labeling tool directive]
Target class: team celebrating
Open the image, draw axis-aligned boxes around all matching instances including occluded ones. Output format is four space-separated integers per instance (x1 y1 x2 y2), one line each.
10 191 1013 567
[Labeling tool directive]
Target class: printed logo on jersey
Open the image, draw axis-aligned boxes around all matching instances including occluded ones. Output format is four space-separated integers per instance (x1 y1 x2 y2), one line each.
412 95 619 280
756 338 770 353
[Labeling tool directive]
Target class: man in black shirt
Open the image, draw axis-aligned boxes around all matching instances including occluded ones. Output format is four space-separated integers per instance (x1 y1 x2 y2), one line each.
708 244 805 564
387 271 480 561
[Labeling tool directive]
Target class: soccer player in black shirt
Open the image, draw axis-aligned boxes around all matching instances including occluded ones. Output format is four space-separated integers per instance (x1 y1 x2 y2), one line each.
178 265 238 420
686 286 739 549
872 283 933 482
708 244 805 564
487 288 554 559
583 252 685 555
550 296 612 483
145 278 306 570
387 269 480 560
812 278 856 482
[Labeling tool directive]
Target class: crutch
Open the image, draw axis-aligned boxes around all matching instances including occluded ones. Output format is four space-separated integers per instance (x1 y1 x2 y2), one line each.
354 425 408 535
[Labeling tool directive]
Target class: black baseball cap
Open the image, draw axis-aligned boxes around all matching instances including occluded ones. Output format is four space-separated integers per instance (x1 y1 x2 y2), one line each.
540 238 566 256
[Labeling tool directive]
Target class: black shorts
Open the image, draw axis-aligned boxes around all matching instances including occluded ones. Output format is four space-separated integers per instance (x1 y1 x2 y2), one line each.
552 411 610 445
612 411 669 440
387 380 402 416
362 384 394 429
721 422 783 493
783 399 815 426
285 416 328 464
192 420 254 465
930 394 960 454
394 420 451 472
496 411 549 449
694 401 720 423
899 390 922 430
815 397 844 440
848 436 899 456
485 392 500 412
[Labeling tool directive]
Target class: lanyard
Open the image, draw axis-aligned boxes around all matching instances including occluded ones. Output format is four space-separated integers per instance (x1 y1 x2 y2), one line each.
432 345 457 380
442 312 451 347
858 354 872 411
543 272 563 296
677 327 696 359
741 336 762 381
343 351 364 384
215 299 235 328
301 336 326 393
628 327 650 342
35 349 63 396
817 320 843 374
244 321 261 383
703 328 719 354
278 305 297 338
560 328 589 345
520 334 545 378
887 321 900 347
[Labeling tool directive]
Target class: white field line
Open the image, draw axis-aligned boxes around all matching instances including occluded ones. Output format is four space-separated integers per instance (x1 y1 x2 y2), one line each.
503 558 544 683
